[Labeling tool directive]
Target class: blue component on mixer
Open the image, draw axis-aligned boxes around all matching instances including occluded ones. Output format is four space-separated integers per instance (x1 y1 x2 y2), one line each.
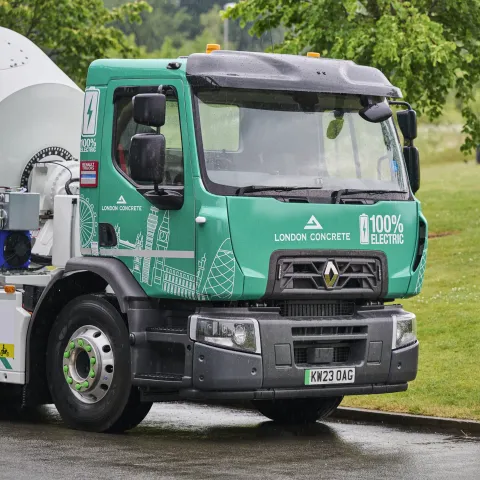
0 231 32 269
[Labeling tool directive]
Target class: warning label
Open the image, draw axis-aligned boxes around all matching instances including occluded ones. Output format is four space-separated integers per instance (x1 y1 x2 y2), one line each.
0 343 14 358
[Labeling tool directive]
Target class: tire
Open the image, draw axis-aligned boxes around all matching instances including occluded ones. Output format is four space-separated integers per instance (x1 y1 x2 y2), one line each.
106 386 152 433
46 294 152 433
252 397 343 424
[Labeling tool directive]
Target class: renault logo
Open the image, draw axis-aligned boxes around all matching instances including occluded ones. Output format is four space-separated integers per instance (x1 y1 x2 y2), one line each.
323 261 339 288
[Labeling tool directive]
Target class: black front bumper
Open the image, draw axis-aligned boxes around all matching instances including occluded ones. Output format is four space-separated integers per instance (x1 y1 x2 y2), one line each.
185 305 418 400
132 305 418 401
175 382 409 401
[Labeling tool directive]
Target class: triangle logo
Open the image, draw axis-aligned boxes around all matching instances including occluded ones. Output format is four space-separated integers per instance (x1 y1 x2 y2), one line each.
117 195 127 205
304 215 323 230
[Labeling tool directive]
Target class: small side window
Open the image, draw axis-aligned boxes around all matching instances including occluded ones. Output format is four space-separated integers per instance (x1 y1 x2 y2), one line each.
113 88 184 186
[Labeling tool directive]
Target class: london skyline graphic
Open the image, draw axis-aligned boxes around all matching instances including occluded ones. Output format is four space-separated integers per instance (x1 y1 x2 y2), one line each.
114 206 236 300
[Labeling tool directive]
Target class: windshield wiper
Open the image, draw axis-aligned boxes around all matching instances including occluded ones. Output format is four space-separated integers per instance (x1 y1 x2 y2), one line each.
332 189 408 204
235 185 323 196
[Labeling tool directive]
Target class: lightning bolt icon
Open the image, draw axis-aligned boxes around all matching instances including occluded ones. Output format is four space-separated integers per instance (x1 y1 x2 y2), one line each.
86 96 94 128
360 214 369 244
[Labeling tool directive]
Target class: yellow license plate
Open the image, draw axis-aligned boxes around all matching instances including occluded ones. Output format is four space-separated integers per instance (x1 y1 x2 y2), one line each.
0 344 14 358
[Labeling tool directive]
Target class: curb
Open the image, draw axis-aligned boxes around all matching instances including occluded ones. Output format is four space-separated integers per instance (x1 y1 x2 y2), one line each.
331 407 480 434
196 401 480 434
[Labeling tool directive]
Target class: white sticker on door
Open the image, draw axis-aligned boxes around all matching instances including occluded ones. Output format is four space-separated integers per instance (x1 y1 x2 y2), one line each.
82 88 100 137
359 214 405 245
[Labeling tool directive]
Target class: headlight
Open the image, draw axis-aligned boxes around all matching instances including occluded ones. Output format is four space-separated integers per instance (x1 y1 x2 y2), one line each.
392 313 417 349
189 315 261 354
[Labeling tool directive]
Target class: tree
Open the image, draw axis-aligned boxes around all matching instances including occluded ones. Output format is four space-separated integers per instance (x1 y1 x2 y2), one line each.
105 0 196 52
136 5 228 58
227 0 480 154
0 0 151 87
179 0 225 36
105 0 280 54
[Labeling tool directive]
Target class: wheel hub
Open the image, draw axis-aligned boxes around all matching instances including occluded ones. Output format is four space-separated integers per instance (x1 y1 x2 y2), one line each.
63 325 114 404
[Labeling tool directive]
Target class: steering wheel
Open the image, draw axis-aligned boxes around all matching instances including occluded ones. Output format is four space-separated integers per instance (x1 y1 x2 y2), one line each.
206 151 234 170
161 189 183 197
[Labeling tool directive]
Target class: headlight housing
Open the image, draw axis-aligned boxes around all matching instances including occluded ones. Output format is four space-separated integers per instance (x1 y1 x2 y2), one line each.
189 315 261 354
392 313 417 349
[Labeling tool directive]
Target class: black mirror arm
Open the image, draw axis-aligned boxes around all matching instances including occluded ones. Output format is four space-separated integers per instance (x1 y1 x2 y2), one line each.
153 180 163 196
140 187 184 210
388 100 412 110
390 101 416 146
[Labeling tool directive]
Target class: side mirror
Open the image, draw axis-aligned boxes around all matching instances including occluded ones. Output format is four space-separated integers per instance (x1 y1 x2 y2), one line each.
397 109 417 140
359 101 393 123
403 146 420 193
129 134 166 184
133 93 166 127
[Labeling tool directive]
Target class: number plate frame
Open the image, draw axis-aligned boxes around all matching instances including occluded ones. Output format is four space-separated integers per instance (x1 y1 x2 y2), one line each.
304 367 355 386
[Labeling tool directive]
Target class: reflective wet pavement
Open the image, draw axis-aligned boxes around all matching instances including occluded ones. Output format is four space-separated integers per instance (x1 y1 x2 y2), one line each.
0 402 479 479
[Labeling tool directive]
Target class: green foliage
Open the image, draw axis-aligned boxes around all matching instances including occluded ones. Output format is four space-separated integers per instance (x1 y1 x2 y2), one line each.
105 0 197 52
0 0 151 87
344 159 480 420
227 0 480 154
106 0 282 56
115 5 226 59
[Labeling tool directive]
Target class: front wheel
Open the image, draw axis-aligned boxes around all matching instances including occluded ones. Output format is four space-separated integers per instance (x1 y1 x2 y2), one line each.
46 295 152 433
252 397 343 424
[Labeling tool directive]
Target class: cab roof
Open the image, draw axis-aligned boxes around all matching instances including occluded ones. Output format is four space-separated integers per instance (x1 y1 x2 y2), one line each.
187 51 402 98
88 51 402 98
86 58 187 85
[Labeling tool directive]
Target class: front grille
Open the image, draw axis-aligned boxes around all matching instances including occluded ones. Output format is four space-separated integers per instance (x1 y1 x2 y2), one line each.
294 345 350 365
274 255 383 297
292 325 367 336
278 301 355 317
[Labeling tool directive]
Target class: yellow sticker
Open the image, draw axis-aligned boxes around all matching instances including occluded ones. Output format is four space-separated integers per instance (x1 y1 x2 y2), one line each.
0 344 14 358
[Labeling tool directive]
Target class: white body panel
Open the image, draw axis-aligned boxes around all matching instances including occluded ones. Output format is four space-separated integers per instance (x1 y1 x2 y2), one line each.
0 27 84 188
30 162 80 214
0 272 53 288
0 29 86 388
31 219 54 256
0 290 31 384
53 195 81 267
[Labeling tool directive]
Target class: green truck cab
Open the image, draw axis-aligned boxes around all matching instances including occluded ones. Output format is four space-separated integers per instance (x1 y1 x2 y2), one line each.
45 49 427 431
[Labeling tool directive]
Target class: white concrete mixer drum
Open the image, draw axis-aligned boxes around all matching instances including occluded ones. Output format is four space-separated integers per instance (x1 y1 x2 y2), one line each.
0 27 84 188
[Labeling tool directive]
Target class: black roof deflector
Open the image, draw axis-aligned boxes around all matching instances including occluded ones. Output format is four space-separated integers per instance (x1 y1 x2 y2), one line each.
186 51 402 98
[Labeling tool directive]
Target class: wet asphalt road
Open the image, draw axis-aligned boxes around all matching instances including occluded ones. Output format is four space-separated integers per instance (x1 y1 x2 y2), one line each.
0 403 479 480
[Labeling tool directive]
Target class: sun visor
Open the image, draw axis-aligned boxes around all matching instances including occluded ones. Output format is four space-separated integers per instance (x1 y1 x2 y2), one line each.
186 51 402 98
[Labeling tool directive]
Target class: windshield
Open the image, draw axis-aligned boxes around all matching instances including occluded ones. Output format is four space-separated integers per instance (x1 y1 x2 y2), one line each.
194 89 408 196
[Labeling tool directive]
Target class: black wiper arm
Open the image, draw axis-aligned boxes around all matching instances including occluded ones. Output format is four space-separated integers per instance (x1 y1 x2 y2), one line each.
332 189 408 204
235 185 323 196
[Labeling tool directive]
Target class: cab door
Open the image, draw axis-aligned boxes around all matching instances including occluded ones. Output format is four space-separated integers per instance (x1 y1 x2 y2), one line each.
98 78 196 299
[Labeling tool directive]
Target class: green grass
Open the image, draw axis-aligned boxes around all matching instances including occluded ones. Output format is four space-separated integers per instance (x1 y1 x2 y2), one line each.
343 144 480 420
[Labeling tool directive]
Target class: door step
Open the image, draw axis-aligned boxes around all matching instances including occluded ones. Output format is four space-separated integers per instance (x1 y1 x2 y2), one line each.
135 372 183 382
133 372 190 389
146 326 187 334
145 326 189 344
